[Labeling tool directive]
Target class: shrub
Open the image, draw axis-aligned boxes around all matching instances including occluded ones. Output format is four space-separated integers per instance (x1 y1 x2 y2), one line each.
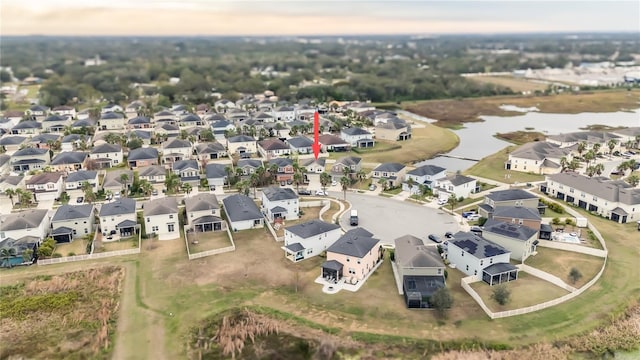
477 217 488 226
52 253 63 258
569 267 583 284
491 284 511 305
430 287 453 317
552 217 561 225
565 218 575 226
67 252 75 256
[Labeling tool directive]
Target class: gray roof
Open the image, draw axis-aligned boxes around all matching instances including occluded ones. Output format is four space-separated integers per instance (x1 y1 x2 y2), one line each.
548 172 640 205
318 134 349 146
285 242 305 252
222 194 262 222
99 198 136 216
374 162 405 173
0 154 9 167
285 219 340 239
394 235 445 268
326 228 379 258
322 259 343 271
259 139 289 151
0 209 49 231
195 142 225 154
117 219 138 228
493 206 541 221
30 133 61 143
52 226 73 235
160 124 179 131
206 163 227 179
192 215 223 225
163 138 191 149
450 232 510 258
180 114 201 122
72 119 96 127
483 262 518 275
138 165 166 177
173 159 199 172
335 156 361 167
66 170 97 183
52 204 94 222
268 158 293 167
486 189 538 202
144 197 178 217
61 134 90 143
287 136 314 148
25 172 63 185
262 186 298 201
341 127 371 136
510 142 570 161
376 117 407 130
442 174 475 186
51 151 87 165
13 147 49 157
212 119 233 128
483 219 538 241
301 158 326 168
238 159 263 169
101 112 123 120
612 127 640 137
407 165 446 177
547 131 621 144
92 143 122 154
0 136 27 145
128 147 158 161
131 130 152 139
13 121 42 129
228 135 255 143
43 114 67 122
185 193 219 213
0 174 23 186
103 169 133 187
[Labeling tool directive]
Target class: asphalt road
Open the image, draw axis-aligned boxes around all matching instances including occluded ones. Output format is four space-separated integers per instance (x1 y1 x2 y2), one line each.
334 191 462 246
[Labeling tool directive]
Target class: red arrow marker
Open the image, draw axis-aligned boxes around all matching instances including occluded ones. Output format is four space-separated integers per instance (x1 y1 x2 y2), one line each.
312 111 321 160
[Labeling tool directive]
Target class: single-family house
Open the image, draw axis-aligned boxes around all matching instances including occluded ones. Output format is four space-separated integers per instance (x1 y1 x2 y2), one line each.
137 165 167 184
402 165 447 194
75 108 91 121
433 174 477 201
282 219 342 262
211 120 235 139
506 142 572 175
65 170 99 190
11 120 42 135
205 163 227 190
154 110 177 123
179 114 205 127
25 172 64 201
125 101 144 119
446 231 517 285
394 235 446 309
0 136 28 156
98 112 125 130
478 189 541 219
99 198 137 237
261 186 299 221
29 134 61 150
491 206 542 232
128 147 159 168
375 117 411 141
341 128 374 148
482 219 539 262
195 104 210 119
258 139 290 158
215 99 236 112
71 118 96 130
372 162 407 188
144 197 179 240
60 134 91 152
272 106 296 121
543 172 640 223
322 228 383 284
287 136 314 154
330 156 362 180
89 143 123 169
318 134 350 152
0 175 24 195
50 204 95 243
222 194 264 231
25 105 49 121
546 131 621 150
301 157 326 175
10 147 50 172
161 138 192 164
101 103 123 114
185 193 224 232
0 209 50 243
102 169 133 195
268 158 295 184
195 142 227 161
52 105 76 119
41 114 71 132
172 159 200 186
50 151 88 173
237 159 263 176
253 112 274 123
226 135 257 155
127 116 152 129
155 123 180 138
129 130 152 146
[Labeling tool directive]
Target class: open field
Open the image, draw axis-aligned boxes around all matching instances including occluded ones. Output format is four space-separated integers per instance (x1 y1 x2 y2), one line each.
327 125 459 165
495 131 547 145
470 273 570 312
469 76 550 93
525 248 604 288
405 89 640 128
0 266 124 359
186 231 232 254
464 146 545 184
53 239 88 256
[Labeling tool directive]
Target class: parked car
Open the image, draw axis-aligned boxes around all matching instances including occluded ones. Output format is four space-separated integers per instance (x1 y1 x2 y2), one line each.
298 189 311 196
467 214 481 221
331 180 337 186
462 210 477 218
444 231 454 239
76 197 84 203
470 226 483 235
428 234 441 243
151 189 158 196
315 190 327 196
369 184 377 191
437 198 447 205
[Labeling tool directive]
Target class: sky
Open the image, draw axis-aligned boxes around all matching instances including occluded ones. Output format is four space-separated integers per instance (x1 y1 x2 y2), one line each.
1 0 639 36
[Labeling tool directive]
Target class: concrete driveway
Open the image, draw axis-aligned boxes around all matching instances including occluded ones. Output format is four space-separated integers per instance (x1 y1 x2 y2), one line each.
334 192 462 247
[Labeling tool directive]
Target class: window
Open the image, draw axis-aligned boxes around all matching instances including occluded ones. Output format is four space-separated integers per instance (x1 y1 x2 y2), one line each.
168 224 175 232
169 214 174 219
437 268 442 274
466 265 469 271
518 219 524 225
461 251 464 257
73 229 77 235
346 258 350 262
84 228 88 234
147 218 150 222
307 249 312 255
152 226 158 232
348 268 356 275
357 260 361 264
254 219 261 225
474 270 477 275
490 258 493 264
480 260 483 266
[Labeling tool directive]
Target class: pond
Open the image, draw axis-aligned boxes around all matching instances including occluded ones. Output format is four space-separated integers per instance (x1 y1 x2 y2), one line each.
410 108 640 172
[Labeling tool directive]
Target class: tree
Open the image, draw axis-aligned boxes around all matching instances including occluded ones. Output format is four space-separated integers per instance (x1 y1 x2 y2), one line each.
235 179 250 196
139 179 153 196
583 149 595 166
576 141 587 158
447 194 458 212
82 181 97 203
127 137 143 150
356 169 367 182
340 176 350 200
320 172 332 192
181 182 193 196
491 284 511 305
37 238 56 258
377 178 388 191
5 188 16 207
607 139 617 157
17 189 33 208
567 159 580 171
430 287 453 317
592 143 601 155
293 171 304 193
165 172 180 194
199 128 214 142
0 247 17 268
22 248 33 263
568 267 583 285
626 174 640 187
406 177 416 195
249 173 260 198
119 173 130 197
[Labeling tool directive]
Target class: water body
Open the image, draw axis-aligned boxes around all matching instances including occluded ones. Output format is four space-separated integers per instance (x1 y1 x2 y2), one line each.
412 109 640 172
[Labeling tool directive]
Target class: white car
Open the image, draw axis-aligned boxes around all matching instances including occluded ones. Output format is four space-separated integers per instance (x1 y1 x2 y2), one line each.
331 180 337 186
466 214 481 221
437 198 447 205
315 190 327 196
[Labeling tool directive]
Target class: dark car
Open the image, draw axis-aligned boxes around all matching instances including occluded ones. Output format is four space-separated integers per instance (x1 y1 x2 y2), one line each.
76 197 84 203
298 189 311 196
444 231 454 239
428 234 441 243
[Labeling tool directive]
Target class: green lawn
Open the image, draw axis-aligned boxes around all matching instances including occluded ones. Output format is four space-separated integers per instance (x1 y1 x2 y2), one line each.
464 146 544 184
525 248 604 288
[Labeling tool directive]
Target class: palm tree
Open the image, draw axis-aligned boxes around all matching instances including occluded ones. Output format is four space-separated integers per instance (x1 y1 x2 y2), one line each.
607 139 618 157
356 169 367 182
255 166 266 186
17 189 33 208
224 165 234 189
119 173 130 197
340 176 350 200
236 179 250 196
576 141 587 159
249 173 260 198
406 177 416 195
559 157 568 172
567 159 580 171
592 143 601 155
378 178 388 191
320 172 332 193
584 150 596 167
0 248 17 268
164 172 180 194
268 163 279 184
5 188 16 207
447 194 458 213
293 171 304 193
626 174 640 187
139 179 153 197
342 166 352 182
181 182 193 196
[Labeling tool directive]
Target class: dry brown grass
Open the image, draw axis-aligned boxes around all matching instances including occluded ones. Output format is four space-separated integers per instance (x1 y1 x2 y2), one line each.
275 206 322 237
525 247 604 288
433 343 572 360
495 131 547 145
470 76 550 93
187 231 232 254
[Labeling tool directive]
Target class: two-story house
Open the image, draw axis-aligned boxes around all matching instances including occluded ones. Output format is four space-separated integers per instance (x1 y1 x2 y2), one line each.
282 219 341 262
0 209 50 243
99 198 137 237
101 103 123 114
195 142 227 161
127 116 152 129
491 206 542 233
205 163 227 190
137 165 167 185
482 219 539 262
25 105 49 121
11 147 51 172
50 204 95 243
60 134 91 153
161 138 193 164
375 117 411 141
261 186 299 221
102 169 133 196
268 158 295 184
52 105 76 119
322 228 383 285
25 172 64 202
89 143 123 169
446 231 518 286
340 127 374 148
144 197 179 240
287 136 314 154
179 114 205 128
258 139 290 159
29 134 61 150
50 151 88 173
222 194 264 231
372 163 407 188
402 165 447 194
185 193 224 232
11 121 42 135
0 136 28 156
172 159 200 187
41 114 71 132
237 159 263 177
98 112 125 130
394 234 446 309
226 135 257 156
65 170 99 190
433 174 477 201
506 142 572 175
128 147 159 168
330 156 362 181
301 158 326 178
478 189 541 219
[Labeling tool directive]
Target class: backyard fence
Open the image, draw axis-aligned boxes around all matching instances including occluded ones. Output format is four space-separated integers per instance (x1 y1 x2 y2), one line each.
518 264 577 292
38 247 140 266
186 227 236 260
537 239 607 257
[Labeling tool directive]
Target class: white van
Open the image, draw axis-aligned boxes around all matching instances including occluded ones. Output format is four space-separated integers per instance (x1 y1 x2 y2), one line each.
350 210 358 226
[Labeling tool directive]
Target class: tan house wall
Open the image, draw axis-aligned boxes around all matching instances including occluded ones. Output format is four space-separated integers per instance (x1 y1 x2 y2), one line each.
327 241 380 282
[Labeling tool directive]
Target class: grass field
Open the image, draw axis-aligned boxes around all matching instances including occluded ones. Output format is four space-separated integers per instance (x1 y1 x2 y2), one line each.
469 76 550 93
404 89 640 128
525 248 604 288
470 273 570 312
495 131 547 145
464 146 545 184
99 237 139 252
186 231 232 254
53 239 88 256
328 125 459 165
275 206 322 237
